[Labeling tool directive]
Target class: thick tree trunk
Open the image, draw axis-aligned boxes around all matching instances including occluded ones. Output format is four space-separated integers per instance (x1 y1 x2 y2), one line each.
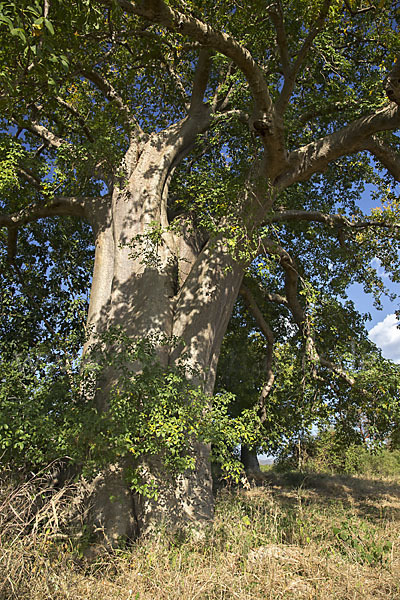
241 445 261 475
82 121 244 546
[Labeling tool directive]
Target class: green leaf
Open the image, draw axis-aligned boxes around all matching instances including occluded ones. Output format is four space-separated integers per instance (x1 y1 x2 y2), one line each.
10 27 26 43
43 17 54 35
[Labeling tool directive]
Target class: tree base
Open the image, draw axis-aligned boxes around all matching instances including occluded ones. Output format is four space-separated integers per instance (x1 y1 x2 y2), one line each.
86 444 214 548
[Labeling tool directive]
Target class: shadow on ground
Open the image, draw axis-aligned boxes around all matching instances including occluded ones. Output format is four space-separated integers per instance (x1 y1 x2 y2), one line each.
257 470 400 521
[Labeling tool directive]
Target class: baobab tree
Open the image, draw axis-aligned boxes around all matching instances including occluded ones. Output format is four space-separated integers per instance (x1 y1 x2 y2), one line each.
1 0 400 544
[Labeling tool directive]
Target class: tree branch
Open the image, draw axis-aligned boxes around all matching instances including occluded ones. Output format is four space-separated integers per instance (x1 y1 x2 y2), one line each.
343 0 376 17
276 104 400 188
78 66 143 137
0 197 89 230
265 209 400 232
99 0 292 178
17 166 42 189
263 240 305 326
211 109 249 125
246 274 289 307
240 283 275 423
275 0 331 114
189 48 212 114
16 118 64 149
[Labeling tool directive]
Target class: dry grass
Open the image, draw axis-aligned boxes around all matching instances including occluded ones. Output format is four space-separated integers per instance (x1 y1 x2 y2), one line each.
1 469 400 599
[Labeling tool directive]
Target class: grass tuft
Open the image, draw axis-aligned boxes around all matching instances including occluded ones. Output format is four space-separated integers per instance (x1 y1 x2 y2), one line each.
1 468 400 599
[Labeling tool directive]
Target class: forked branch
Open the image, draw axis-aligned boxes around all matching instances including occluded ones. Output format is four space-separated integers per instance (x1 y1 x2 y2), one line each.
79 66 143 137
277 104 400 188
103 0 273 117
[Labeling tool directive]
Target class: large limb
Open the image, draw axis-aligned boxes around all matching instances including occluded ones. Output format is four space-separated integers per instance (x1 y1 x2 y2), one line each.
239 283 275 424
276 104 400 188
0 196 88 229
268 1 290 78
0 196 100 261
188 48 212 114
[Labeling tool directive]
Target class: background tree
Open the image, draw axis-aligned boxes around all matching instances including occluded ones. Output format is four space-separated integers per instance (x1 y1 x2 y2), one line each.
217 290 400 473
1 0 400 544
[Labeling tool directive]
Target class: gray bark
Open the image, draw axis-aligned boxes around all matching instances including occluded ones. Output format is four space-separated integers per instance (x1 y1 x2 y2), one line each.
83 116 244 545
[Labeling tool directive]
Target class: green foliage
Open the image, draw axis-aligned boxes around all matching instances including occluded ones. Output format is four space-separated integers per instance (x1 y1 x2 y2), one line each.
0 137 25 193
0 352 74 465
0 329 262 494
332 519 392 566
275 428 400 478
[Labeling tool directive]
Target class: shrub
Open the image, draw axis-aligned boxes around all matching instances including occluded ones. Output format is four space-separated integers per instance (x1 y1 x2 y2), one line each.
275 429 400 477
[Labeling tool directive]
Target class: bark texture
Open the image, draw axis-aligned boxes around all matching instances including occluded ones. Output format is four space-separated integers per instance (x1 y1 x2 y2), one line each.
82 115 244 544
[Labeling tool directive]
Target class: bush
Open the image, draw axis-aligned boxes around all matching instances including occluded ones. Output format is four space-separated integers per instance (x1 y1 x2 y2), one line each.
275 429 400 477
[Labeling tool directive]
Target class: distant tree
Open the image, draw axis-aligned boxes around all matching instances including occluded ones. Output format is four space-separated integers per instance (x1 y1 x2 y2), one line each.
1 0 400 544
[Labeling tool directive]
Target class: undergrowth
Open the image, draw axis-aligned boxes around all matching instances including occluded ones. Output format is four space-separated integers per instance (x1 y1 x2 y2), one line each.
1 466 400 599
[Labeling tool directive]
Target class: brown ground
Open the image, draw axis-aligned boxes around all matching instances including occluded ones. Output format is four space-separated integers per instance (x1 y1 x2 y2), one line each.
2 471 400 599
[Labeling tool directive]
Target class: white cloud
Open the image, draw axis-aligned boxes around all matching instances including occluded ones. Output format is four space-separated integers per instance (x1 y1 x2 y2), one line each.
370 257 389 279
369 314 400 364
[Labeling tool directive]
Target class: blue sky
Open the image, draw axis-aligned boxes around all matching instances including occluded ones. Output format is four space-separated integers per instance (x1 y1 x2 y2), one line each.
346 183 400 364
348 280 400 364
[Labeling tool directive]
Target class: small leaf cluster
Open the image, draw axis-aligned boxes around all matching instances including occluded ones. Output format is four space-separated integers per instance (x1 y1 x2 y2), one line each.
332 519 392 566
0 327 262 494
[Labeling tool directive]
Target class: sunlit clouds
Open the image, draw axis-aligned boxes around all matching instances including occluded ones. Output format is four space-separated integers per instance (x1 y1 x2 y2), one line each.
369 313 400 364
